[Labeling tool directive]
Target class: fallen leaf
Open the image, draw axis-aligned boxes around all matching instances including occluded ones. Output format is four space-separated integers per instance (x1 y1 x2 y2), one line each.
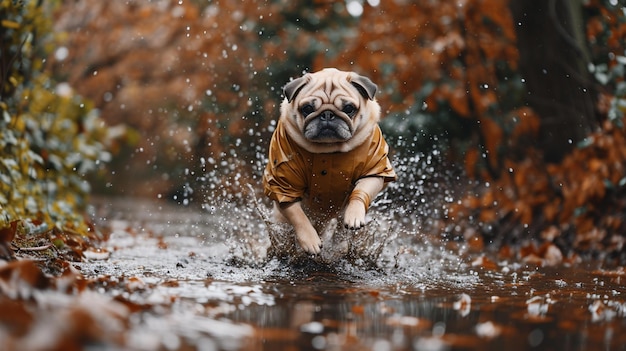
351 305 365 315
471 255 498 270
475 320 501 339
453 293 472 317
0 260 50 299
83 247 111 260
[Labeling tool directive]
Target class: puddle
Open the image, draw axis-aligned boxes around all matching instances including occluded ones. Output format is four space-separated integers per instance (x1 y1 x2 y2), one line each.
76 196 626 350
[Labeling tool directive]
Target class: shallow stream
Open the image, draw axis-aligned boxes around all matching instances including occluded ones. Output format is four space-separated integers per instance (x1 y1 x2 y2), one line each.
80 196 626 351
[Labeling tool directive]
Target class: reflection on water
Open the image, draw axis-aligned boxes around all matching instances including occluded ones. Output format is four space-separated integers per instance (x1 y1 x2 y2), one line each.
84 197 626 351
224 267 626 351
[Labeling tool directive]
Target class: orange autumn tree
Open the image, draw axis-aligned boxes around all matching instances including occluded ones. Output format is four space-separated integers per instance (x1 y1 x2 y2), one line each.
444 0 626 263
319 0 626 262
52 1 276 198
315 0 539 230
51 0 358 200
319 0 537 176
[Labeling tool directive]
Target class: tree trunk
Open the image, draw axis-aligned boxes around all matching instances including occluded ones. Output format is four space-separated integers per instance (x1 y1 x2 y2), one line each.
510 0 599 162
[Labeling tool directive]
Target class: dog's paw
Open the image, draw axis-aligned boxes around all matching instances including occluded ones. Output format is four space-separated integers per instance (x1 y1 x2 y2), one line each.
296 228 322 254
344 200 367 229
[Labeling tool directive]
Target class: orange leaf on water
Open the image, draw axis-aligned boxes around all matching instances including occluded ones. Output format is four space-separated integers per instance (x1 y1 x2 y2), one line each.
351 305 365 315
471 255 498 270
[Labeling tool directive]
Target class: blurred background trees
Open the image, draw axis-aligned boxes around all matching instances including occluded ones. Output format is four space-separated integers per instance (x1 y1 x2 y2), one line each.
48 0 622 193
511 0 598 163
3 0 625 258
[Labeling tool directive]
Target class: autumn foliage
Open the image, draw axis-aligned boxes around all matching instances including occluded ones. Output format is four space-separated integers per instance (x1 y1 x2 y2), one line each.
50 0 533 193
442 0 626 262
447 119 626 261
47 0 626 260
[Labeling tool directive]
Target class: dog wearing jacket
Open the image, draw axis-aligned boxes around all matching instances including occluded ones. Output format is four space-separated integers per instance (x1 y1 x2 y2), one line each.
263 68 396 255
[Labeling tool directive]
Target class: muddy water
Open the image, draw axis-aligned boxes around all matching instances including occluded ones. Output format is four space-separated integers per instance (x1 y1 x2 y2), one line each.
84 197 626 351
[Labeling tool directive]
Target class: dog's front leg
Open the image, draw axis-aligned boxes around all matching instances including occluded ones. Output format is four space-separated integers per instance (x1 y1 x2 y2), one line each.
277 201 322 254
344 176 384 229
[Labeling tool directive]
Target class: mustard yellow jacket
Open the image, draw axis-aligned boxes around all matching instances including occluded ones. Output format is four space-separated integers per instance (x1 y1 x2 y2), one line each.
263 120 396 216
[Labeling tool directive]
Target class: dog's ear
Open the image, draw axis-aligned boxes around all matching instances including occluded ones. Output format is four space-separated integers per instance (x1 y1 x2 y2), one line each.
283 75 309 102
350 74 377 100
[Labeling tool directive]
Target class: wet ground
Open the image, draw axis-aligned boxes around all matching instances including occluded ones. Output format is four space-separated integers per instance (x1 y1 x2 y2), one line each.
77 196 626 351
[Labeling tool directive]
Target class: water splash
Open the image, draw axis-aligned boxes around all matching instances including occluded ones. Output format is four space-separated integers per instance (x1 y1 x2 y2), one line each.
88 134 474 288
172 137 470 285
236 184 396 268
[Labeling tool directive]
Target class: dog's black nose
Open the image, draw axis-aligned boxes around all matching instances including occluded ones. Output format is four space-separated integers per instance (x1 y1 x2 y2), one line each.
320 110 335 121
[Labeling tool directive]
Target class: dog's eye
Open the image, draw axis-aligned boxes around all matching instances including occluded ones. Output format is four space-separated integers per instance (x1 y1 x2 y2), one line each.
300 104 315 117
342 104 356 116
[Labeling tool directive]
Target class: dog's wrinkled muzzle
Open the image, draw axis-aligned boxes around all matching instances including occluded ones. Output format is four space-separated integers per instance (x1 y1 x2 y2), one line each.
304 110 353 142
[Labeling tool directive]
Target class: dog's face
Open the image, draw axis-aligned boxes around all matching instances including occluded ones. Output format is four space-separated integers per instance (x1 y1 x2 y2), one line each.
280 68 381 153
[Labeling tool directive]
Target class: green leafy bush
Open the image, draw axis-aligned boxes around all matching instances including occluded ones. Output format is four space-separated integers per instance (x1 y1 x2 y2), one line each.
1 0 110 234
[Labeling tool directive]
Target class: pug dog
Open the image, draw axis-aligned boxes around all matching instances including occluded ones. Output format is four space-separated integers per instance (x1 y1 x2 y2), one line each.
263 68 396 255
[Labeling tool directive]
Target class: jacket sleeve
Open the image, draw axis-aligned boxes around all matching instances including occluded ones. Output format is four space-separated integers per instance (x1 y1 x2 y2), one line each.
263 123 307 203
360 125 397 182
